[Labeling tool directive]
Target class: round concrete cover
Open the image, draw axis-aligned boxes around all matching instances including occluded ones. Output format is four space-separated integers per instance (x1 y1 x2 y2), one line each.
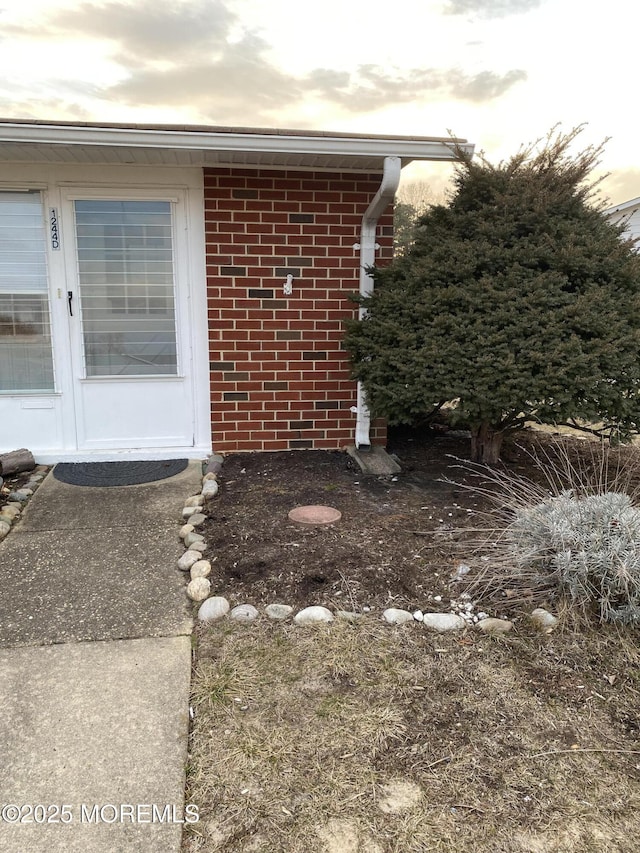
288 505 342 525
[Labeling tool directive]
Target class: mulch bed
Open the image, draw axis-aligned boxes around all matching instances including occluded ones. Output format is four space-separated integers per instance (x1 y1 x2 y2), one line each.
200 427 558 613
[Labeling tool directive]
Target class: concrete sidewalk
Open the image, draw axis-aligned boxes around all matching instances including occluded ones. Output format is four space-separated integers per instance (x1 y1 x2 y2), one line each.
0 463 201 853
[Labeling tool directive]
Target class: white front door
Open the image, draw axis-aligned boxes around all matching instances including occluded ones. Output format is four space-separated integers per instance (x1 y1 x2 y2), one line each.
62 191 195 451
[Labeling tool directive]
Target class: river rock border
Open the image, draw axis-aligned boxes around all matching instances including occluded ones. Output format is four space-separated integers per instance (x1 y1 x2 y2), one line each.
0 466 49 542
177 455 558 636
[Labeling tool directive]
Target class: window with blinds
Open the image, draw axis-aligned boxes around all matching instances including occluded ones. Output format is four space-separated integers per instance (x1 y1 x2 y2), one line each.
0 191 54 393
74 200 178 377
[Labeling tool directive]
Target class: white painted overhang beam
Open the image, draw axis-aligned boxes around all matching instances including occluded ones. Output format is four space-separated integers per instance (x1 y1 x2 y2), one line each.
0 121 474 168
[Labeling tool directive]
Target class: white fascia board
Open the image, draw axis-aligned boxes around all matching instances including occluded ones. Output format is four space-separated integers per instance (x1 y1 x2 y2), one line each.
0 122 473 163
604 196 640 216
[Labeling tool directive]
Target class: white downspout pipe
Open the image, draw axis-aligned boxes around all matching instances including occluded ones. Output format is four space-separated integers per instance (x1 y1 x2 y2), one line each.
354 155 402 449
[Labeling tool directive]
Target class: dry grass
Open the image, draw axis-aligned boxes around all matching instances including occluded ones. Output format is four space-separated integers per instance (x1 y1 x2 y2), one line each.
184 618 640 852
445 440 640 620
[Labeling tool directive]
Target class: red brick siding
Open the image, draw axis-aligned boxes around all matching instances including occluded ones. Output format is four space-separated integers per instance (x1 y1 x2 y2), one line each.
204 168 393 452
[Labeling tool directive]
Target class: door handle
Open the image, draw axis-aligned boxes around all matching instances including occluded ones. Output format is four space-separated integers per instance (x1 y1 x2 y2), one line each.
67 291 73 316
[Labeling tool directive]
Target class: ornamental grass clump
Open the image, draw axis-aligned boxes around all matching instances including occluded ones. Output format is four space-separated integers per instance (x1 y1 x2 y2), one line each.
458 439 640 623
508 489 640 624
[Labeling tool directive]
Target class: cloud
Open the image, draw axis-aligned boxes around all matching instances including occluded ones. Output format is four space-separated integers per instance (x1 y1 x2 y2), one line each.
8 0 234 58
1 0 527 123
601 168 640 207
443 0 542 18
307 64 526 110
0 96 92 123
109 50 302 116
107 60 526 119
448 68 527 100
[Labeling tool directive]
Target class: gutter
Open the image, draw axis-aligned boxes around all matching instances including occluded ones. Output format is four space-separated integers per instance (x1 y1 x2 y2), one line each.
353 155 402 450
0 121 473 162
603 196 640 216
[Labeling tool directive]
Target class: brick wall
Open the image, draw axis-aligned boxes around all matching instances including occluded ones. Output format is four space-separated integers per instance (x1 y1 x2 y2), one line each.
204 167 393 452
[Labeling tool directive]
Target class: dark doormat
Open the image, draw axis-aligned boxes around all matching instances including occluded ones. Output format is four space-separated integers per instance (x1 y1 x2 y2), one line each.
53 459 189 487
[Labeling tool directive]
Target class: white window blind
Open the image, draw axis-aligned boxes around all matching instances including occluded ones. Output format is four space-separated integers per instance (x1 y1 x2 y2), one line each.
74 200 178 377
0 191 54 393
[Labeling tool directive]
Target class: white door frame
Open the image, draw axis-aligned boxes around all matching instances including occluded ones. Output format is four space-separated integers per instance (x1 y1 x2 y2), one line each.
0 163 211 462
61 188 194 452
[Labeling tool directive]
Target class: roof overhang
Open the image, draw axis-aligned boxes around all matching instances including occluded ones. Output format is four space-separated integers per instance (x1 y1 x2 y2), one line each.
0 120 474 172
605 196 640 217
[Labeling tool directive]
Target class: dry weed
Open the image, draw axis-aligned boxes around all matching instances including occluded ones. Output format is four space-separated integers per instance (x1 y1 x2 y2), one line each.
446 439 640 621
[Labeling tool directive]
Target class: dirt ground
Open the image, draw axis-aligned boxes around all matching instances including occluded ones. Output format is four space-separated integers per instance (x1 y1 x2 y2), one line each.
185 427 640 852
200 426 570 615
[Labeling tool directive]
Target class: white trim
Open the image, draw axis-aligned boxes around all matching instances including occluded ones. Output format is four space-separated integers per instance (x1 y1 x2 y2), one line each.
65 191 180 202
0 122 473 163
605 196 640 215
34 445 210 464
77 376 188 383
183 175 210 452
0 392 62 397
0 162 204 187
0 162 211 458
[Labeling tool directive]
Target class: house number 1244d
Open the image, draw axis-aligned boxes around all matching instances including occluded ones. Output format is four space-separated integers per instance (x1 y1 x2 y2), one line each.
49 207 60 250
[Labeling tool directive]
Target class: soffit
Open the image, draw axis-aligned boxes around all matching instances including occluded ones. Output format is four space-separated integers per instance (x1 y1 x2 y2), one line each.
0 122 473 172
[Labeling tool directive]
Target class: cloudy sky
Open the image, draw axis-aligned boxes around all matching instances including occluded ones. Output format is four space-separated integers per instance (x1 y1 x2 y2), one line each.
0 0 636 204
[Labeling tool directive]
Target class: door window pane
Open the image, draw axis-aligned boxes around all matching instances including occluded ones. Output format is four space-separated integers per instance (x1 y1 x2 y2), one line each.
74 200 178 377
0 192 54 392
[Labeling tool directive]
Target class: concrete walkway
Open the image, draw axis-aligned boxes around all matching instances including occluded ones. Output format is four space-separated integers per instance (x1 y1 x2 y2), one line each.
0 463 200 853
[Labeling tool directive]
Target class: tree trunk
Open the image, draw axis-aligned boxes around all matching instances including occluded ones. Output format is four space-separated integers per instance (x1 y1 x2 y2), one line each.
470 422 503 464
0 448 36 476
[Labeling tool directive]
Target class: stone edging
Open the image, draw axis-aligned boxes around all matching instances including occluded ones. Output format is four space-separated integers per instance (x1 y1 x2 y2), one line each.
0 467 49 542
176 456 559 636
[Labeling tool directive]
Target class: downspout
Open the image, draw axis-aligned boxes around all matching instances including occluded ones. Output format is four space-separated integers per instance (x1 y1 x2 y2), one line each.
353 155 402 449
